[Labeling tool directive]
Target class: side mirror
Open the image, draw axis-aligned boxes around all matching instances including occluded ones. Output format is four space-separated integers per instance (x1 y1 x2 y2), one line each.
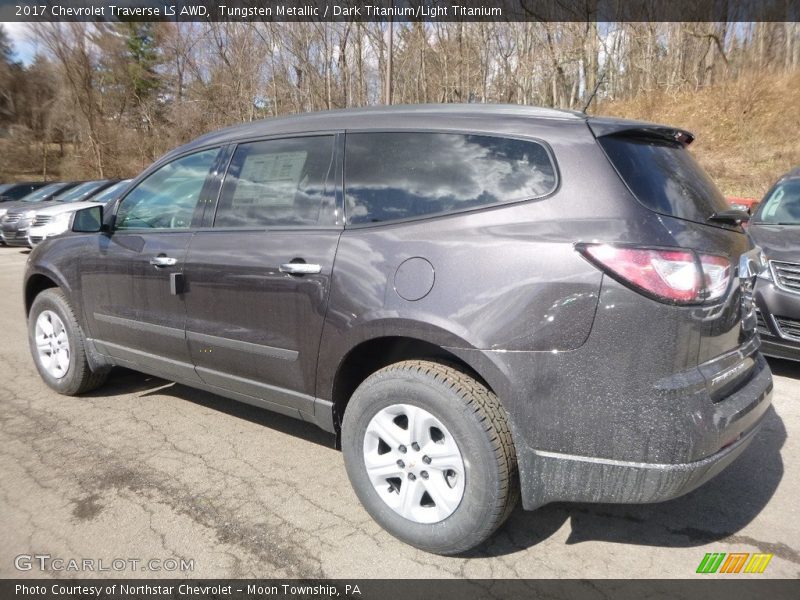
72 205 104 233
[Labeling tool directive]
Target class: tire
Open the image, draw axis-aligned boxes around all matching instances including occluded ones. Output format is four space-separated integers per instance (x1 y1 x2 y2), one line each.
28 288 109 395
341 360 519 554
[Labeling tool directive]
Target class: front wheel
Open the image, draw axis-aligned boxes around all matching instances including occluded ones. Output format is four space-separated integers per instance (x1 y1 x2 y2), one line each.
341 360 518 554
28 288 109 395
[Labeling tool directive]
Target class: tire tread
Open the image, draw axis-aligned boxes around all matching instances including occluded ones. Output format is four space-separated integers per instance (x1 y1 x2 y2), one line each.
371 359 519 552
30 288 108 395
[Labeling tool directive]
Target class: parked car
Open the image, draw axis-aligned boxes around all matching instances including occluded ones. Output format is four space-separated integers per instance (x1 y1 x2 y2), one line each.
0 182 80 245
1 180 115 247
28 179 132 247
0 181 49 203
0 181 78 218
726 196 760 214
749 168 800 361
24 105 772 554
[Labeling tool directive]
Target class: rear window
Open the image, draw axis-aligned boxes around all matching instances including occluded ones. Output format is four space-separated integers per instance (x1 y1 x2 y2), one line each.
345 132 556 224
598 135 729 224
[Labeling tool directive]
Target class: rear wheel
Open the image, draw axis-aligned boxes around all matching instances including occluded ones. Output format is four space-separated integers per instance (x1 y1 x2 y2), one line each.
341 360 518 554
28 288 109 395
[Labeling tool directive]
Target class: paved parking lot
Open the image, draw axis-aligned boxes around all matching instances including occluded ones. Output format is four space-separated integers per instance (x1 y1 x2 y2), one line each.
0 248 798 579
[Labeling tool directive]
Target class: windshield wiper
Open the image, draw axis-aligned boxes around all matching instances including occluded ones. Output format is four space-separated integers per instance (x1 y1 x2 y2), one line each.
708 210 750 225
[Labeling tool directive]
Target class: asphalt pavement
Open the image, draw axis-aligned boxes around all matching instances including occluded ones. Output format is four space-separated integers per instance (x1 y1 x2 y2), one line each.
0 248 797 579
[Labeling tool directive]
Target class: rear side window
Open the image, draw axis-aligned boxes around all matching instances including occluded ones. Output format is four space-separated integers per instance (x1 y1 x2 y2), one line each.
599 135 729 224
345 132 556 224
214 136 336 228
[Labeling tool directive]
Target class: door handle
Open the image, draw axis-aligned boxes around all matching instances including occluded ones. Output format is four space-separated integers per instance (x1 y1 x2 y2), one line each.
279 262 321 275
150 256 178 267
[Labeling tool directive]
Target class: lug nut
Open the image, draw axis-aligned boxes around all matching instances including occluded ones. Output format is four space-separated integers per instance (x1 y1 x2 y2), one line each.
397 460 405 468
422 455 431 464
421 471 429 479
398 445 407 453
411 442 420 451
407 473 416 481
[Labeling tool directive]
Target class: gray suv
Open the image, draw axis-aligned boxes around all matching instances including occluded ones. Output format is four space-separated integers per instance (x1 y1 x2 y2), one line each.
24 105 773 554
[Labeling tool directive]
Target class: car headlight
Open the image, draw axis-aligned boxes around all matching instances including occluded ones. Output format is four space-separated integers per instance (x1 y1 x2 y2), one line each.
0 208 7 219
48 212 73 235
757 251 772 281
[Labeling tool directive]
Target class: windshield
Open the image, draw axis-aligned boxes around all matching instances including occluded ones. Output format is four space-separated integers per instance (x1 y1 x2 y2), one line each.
90 179 131 203
55 180 109 203
22 183 66 203
754 180 800 225
0 184 11 194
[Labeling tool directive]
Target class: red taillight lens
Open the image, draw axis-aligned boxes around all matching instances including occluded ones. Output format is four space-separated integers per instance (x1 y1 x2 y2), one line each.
578 244 730 305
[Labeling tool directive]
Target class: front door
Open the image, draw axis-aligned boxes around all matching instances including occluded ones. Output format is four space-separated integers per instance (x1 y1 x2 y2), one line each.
80 147 223 382
182 134 341 417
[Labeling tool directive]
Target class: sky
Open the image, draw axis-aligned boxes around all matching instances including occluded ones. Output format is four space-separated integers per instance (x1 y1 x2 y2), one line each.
3 22 38 64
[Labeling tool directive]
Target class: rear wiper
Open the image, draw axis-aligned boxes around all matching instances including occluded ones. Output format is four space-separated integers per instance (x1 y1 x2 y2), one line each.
708 210 750 225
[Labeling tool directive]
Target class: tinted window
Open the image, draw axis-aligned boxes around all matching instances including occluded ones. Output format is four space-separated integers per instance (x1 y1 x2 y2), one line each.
344 132 556 224
54 180 111 203
22 183 71 203
116 149 219 230
214 136 335 228
599 135 729 224
90 179 132 204
3 185 38 201
754 180 800 225
0 183 43 201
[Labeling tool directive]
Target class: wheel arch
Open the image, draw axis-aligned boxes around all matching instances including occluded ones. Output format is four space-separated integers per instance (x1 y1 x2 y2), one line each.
24 272 62 316
328 334 494 442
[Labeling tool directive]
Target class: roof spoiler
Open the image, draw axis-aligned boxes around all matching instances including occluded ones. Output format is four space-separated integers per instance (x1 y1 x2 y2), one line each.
588 117 695 146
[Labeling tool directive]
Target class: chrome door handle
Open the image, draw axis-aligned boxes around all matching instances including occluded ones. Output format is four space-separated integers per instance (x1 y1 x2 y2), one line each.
150 256 178 267
279 263 321 275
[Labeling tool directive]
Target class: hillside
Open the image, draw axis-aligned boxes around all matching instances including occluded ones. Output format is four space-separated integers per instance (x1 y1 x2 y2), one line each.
3 72 798 201
597 72 800 200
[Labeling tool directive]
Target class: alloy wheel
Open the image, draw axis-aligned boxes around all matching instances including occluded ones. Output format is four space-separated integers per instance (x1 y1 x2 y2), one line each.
34 310 71 379
363 403 466 524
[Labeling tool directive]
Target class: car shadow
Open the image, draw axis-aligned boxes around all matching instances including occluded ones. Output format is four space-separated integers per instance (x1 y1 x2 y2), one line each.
86 368 787 558
470 405 787 558
85 367 335 449
766 356 800 379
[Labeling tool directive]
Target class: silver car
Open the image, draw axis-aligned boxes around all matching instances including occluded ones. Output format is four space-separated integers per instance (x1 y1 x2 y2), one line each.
1 180 118 247
27 180 132 247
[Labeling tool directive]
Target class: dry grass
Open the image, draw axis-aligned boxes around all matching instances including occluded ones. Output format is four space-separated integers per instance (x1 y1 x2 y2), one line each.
597 71 800 199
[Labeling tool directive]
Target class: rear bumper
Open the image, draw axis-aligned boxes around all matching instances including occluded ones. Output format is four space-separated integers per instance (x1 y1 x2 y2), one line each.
524 421 761 507
518 353 772 508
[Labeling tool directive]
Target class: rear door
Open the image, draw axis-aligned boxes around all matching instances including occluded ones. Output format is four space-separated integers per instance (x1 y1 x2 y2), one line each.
80 147 224 381
182 134 342 418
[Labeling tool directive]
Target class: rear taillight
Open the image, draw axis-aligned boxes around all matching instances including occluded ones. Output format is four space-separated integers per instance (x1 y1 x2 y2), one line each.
578 244 731 305
698 254 732 302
